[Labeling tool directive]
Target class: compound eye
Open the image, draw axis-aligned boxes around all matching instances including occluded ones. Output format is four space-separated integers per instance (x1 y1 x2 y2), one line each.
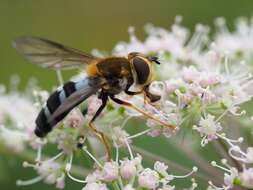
132 57 150 84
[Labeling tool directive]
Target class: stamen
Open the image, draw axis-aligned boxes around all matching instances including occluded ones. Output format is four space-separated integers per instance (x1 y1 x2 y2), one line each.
65 153 87 184
67 174 86 184
217 134 247 162
82 146 103 168
190 179 198 190
221 159 228 165
215 108 229 123
215 17 229 34
224 51 230 76
208 181 228 190
22 161 36 168
172 166 198 179
113 141 119 163
16 176 44 186
121 116 132 129
187 24 209 50
127 129 152 139
211 161 231 173
35 144 42 162
124 138 134 160
200 135 208 147
228 147 247 162
44 151 64 163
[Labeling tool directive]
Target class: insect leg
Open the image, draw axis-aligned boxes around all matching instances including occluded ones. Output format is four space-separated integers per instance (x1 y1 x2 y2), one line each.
125 89 143 96
109 96 176 130
88 92 112 160
144 85 161 103
124 83 143 96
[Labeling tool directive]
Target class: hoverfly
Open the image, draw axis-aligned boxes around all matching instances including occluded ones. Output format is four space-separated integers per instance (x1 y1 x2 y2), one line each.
13 36 176 159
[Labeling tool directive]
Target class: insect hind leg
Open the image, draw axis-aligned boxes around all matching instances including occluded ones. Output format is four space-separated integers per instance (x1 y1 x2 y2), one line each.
88 92 112 160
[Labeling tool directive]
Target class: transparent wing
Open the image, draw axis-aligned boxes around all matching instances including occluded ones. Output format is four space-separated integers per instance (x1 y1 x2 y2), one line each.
13 36 98 70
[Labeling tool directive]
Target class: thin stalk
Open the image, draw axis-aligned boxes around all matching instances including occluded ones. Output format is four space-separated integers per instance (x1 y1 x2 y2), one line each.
131 145 211 183
165 139 223 183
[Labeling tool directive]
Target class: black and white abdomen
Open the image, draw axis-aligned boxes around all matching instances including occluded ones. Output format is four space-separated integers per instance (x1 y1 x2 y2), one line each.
35 77 102 137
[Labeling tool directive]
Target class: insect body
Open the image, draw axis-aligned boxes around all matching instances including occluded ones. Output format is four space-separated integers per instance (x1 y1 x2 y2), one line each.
13 36 176 159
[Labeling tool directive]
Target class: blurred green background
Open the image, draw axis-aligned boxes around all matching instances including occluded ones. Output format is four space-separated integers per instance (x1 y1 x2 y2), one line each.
0 0 253 189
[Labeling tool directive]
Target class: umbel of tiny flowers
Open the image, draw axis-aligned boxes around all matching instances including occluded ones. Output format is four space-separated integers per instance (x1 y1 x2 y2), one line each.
209 159 253 189
81 152 198 190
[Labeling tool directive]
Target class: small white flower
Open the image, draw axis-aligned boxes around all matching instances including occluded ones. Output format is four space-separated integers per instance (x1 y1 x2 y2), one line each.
224 167 238 187
56 133 76 155
195 114 222 142
124 184 135 190
182 66 200 83
101 161 119 182
87 97 102 117
45 174 57 184
138 168 160 189
120 158 137 179
36 161 63 186
56 174 65 189
240 167 253 186
198 72 221 87
0 127 27 152
165 79 182 94
133 154 143 171
154 161 168 177
63 109 84 128
82 182 108 190
246 147 253 163
146 119 162 137
112 127 132 147
85 169 102 183
37 161 60 175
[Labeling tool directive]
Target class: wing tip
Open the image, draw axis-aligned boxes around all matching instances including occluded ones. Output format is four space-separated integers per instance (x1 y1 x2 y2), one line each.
12 36 32 51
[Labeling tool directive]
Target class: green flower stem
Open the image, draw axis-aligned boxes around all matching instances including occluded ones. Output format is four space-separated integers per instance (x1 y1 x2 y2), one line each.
112 181 121 190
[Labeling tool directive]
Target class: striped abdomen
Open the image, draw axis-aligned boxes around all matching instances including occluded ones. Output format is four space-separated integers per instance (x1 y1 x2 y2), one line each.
35 77 102 137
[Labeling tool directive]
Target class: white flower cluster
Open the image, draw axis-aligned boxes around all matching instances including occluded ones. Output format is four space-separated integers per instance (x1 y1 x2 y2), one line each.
82 154 197 190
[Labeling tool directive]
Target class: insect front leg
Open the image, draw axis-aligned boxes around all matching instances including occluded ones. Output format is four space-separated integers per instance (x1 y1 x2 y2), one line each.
143 85 161 103
124 82 143 96
88 91 112 160
109 95 176 131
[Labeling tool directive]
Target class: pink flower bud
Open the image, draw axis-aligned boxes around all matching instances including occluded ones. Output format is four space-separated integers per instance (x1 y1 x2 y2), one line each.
138 168 160 189
101 161 119 182
63 109 84 128
82 182 108 190
182 66 200 83
45 174 57 184
124 184 135 190
165 79 181 94
240 167 253 185
120 159 137 179
87 97 102 117
56 175 65 189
